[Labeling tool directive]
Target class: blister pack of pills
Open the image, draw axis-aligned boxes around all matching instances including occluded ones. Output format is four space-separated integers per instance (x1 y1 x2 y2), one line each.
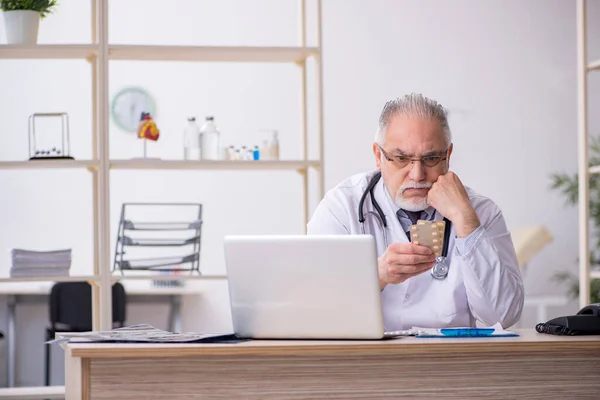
409 220 446 257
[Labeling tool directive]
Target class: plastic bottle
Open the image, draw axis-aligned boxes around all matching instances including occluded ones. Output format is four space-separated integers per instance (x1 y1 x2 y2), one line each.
269 131 280 160
253 145 260 160
261 139 271 160
200 116 220 160
183 117 201 160
226 145 235 160
240 146 249 160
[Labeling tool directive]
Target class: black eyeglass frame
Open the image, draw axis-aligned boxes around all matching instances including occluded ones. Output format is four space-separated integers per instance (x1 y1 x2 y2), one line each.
377 144 449 168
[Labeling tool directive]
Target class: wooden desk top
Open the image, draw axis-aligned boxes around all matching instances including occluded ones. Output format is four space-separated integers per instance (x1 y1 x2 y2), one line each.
65 329 600 359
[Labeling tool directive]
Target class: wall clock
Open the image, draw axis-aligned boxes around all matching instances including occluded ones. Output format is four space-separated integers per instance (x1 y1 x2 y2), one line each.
110 87 157 133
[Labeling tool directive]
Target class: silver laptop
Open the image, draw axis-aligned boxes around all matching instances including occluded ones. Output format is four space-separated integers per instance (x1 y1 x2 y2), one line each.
223 234 385 339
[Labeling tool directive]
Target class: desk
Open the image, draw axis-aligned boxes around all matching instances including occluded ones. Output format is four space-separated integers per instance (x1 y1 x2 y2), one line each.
62 330 600 399
0 281 201 387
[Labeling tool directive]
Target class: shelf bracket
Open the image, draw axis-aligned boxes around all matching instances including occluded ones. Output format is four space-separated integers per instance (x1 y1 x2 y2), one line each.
295 60 306 68
295 167 308 176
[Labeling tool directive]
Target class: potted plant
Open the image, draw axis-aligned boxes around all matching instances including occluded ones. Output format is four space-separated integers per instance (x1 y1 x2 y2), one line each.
0 0 58 45
549 135 600 303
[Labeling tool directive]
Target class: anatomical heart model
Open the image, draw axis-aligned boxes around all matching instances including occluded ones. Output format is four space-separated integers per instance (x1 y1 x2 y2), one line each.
137 112 160 158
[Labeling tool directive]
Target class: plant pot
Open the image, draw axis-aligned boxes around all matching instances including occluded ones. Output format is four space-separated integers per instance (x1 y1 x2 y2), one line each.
2 10 40 45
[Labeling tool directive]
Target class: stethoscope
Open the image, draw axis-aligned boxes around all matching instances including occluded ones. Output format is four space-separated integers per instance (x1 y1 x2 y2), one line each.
358 171 451 280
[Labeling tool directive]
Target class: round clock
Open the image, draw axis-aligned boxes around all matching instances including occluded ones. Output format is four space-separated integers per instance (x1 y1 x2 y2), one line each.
110 87 157 133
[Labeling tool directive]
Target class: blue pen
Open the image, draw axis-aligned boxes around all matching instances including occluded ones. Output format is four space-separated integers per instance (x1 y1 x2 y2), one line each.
439 328 495 337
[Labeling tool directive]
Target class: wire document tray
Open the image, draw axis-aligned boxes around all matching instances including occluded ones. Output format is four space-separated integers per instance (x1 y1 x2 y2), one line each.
123 220 202 231
112 203 203 275
115 253 199 271
120 235 201 247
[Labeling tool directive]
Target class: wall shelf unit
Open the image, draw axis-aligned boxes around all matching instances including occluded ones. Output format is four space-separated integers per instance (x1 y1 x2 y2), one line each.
108 45 319 63
0 160 321 171
0 44 97 59
0 1 324 394
109 159 321 171
0 160 98 170
576 0 600 307
0 45 319 63
0 0 324 340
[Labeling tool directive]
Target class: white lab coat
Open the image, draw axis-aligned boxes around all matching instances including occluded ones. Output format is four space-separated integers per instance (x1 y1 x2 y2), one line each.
307 169 524 331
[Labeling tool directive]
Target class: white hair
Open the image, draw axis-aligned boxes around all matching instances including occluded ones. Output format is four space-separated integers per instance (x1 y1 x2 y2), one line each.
374 93 452 147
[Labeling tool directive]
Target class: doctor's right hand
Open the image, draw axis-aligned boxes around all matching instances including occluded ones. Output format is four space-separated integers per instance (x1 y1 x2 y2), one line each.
377 243 437 290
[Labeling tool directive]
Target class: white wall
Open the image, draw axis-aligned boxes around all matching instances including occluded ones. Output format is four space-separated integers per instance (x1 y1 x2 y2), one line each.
0 0 598 386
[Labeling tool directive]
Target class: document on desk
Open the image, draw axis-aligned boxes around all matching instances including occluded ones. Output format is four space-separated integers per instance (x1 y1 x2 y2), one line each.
49 324 246 344
413 323 519 338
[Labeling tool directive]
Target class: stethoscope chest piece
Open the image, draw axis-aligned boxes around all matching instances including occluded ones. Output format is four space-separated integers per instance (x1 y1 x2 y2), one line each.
431 256 449 280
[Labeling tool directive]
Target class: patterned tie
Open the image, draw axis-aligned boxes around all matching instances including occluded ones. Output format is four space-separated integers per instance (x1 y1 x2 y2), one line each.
397 209 422 240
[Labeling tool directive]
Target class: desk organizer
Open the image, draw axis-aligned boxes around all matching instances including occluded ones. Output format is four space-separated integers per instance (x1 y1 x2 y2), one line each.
112 203 203 275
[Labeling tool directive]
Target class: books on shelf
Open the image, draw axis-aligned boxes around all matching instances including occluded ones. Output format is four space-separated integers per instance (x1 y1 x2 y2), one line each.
10 248 71 277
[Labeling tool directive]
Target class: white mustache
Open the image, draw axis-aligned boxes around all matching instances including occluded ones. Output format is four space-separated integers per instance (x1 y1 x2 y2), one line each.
399 182 432 193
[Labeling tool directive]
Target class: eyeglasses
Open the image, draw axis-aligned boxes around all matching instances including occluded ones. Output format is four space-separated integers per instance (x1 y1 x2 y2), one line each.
377 145 448 169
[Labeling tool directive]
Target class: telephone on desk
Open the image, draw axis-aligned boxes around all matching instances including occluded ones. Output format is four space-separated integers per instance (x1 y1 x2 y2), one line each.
535 303 600 335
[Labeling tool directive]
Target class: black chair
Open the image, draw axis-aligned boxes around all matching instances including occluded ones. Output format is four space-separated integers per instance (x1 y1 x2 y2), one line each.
44 281 126 386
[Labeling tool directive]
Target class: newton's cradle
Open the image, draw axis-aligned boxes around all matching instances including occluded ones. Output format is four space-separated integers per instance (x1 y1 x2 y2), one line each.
28 112 74 160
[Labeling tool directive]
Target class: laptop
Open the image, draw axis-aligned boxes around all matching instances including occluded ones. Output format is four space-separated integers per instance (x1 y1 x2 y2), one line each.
223 234 386 339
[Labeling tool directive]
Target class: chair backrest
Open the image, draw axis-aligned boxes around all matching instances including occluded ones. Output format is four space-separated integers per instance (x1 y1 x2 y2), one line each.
49 282 127 332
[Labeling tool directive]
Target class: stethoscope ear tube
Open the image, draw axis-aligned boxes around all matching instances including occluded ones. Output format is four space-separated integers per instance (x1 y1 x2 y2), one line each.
358 171 384 225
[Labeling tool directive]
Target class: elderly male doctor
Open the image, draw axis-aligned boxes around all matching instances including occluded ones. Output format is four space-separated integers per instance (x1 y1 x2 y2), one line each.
307 93 524 331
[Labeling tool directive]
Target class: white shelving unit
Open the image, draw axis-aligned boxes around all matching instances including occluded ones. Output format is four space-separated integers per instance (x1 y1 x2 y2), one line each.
576 0 599 308
0 0 323 347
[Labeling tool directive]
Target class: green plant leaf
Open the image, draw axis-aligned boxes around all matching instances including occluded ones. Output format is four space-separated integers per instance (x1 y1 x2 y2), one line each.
549 134 600 304
0 0 58 18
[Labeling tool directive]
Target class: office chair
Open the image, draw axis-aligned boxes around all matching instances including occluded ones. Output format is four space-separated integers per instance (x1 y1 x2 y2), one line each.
44 281 126 386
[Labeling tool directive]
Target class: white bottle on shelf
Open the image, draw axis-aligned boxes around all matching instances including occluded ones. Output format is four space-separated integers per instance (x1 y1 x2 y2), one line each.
261 139 271 160
200 116 221 160
269 130 280 160
183 117 201 160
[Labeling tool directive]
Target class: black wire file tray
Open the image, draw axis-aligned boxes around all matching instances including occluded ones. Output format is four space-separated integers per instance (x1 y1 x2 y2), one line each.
115 253 199 271
120 235 201 247
123 220 202 231
112 203 203 275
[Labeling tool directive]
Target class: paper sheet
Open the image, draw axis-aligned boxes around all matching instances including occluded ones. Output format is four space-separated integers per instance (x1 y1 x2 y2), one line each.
48 324 241 344
411 323 519 338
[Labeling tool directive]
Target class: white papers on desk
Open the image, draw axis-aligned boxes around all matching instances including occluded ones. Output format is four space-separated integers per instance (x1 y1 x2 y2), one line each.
49 323 231 344
412 323 519 338
10 248 71 277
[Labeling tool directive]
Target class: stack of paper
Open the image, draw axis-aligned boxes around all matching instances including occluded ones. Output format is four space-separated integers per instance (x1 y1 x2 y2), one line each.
10 248 71 277
49 324 243 344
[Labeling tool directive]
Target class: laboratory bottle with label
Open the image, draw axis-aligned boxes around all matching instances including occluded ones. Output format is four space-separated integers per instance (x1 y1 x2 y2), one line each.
200 116 221 160
183 117 201 160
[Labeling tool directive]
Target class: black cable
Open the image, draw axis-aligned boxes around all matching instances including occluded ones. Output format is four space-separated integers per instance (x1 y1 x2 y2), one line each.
441 217 451 258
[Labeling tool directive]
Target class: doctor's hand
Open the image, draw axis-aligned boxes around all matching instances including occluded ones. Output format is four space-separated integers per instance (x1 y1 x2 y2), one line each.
378 243 437 290
427 171 481 238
